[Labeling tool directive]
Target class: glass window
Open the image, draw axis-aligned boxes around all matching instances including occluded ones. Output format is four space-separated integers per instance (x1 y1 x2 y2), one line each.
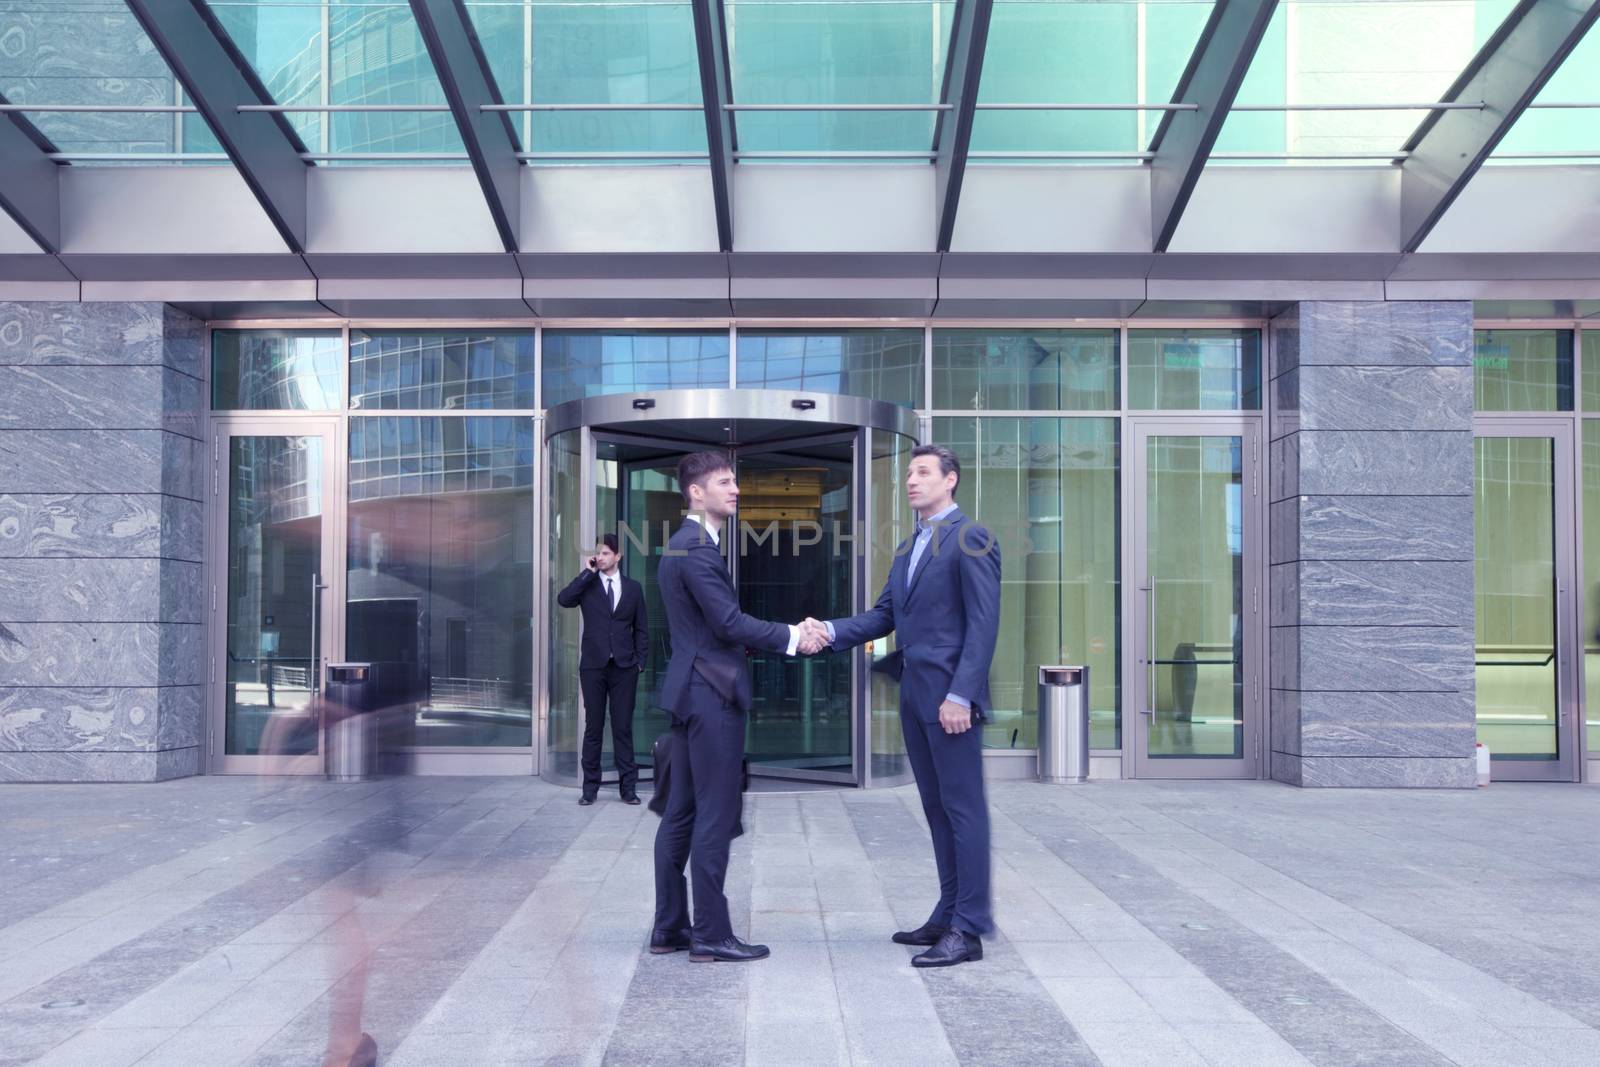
1128 328 1261 410
462 0 707 159
1474 329 1573 412
727 0 952 155
542 331 730 408
1492 6 1600 161
1212 0 1508 163
737 329 922 406
935 417 1121 750
933 329 1117 410
1582 421 1600 757
213 330 342 410
974 0 1213 159
196 1 323 152
349 330 535 410
346 416 534 747
0 1 225 160
1588 330 1600 414
328 1 466 160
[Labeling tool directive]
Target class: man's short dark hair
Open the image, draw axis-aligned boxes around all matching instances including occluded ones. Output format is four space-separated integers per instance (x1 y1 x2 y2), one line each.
911 444 961 497
598 533 619 554
678 450 733 506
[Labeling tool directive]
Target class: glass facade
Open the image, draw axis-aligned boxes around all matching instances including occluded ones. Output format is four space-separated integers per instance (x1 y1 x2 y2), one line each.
543 331 730 407
349 330 536 411
213 330 343 411
932 329 1118 410
737 329 923 405
1128 328 1262 410
1474 329 1573 412
935 417 1121 750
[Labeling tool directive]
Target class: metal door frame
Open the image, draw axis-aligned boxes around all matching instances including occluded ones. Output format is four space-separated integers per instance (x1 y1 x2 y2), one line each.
205 416 346 775
1473 416 1582 782
1124 415 1265 780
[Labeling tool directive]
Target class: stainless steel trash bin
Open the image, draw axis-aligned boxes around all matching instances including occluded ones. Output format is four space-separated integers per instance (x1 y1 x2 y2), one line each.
325 663 376 782
1038 665 1090 783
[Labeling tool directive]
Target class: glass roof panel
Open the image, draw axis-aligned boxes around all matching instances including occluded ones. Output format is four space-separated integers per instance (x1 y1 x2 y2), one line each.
973 0 1213 162
727 0 954 157
465 0 707 161
1490 17 1600 162
0 0 227 161
193 0 323 154
1211 0 1510 164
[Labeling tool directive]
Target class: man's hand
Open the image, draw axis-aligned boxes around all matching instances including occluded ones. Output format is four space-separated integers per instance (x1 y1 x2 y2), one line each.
938 699 972 735
796 627 826 656
801 617 830 646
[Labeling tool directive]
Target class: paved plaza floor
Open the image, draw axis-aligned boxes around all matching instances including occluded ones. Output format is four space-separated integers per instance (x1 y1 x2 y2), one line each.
2 774 1598 1067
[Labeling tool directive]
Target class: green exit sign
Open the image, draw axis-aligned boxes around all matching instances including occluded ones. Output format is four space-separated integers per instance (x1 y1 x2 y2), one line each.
1163 353 1202 370
1475 355 1509 370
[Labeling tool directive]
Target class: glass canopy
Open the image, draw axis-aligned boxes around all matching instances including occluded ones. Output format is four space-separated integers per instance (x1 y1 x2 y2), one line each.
5 0 1597 169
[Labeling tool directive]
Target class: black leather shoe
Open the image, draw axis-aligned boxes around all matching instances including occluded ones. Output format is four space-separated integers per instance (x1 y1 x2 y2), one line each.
891 922 947 946
649 927 692 954
578 795 596 806
621 795 642 806
911 930 982 968
689 936 771 963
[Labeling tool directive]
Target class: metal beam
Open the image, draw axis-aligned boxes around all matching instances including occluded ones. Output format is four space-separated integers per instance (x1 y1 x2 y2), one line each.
409 0 523 253
125 0 310 252
1399 0 1600 252
690 0 737 251
933 0 995 252
0 92 61 253
1147 0 1279 252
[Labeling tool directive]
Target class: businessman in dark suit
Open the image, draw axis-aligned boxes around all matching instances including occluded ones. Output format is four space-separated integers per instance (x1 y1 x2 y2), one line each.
557 534 649 805
650 451 823 963
805 444 1000 968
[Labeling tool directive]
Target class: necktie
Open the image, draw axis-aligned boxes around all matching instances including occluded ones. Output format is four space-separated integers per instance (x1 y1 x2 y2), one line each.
603 578 613 610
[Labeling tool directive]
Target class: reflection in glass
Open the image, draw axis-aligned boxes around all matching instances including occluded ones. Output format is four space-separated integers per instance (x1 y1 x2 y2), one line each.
195 1 322 151
1491 13 1600 161
737 330 922 406
1473 329 1573 413
975 0 1212 157
870 429 911 780
0 2 217 157
349 330 535 410
1214 1 1502 161
1475 436 1558 759
346 417 533 748
739 443 854 777
728 0 951 153
329 1 465 159
1145 436 1242 759
213 330 342 411
225 436 324 757
543 331 730 407
937 417 1121 749
1582 422 1600 755
933 329 1117 410
548 430 585 775
616 451 687 775
1128 329 1261 410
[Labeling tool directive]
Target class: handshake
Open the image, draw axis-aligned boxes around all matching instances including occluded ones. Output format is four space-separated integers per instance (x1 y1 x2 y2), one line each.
795 617 831 656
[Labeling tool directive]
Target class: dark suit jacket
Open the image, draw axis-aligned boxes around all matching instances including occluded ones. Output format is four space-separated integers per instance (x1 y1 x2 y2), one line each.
828 507 1001 723
656 520 789 715
556 568 649 670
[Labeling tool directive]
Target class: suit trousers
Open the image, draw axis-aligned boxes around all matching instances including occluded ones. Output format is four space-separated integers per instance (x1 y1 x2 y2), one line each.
579 660 639 799
902 703 993 936
652 678 746 943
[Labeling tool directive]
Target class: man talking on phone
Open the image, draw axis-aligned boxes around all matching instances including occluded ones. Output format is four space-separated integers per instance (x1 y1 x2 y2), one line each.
557 534 649 805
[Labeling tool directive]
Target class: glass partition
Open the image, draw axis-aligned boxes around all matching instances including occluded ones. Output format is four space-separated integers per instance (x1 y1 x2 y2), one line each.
935 416 1121 750
737 329 923 406
1583 420 1600 757
345 417 534 747
213 330 343 411
868 428 912 781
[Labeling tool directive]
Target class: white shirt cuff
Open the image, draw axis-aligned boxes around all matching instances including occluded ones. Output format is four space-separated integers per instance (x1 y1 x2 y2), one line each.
785 624 801 657
823 620 836 645
945 692 971 709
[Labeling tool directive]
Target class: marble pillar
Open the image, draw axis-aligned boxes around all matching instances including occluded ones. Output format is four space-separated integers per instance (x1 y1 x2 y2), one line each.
1269 302 1478 788
0 303 206 781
